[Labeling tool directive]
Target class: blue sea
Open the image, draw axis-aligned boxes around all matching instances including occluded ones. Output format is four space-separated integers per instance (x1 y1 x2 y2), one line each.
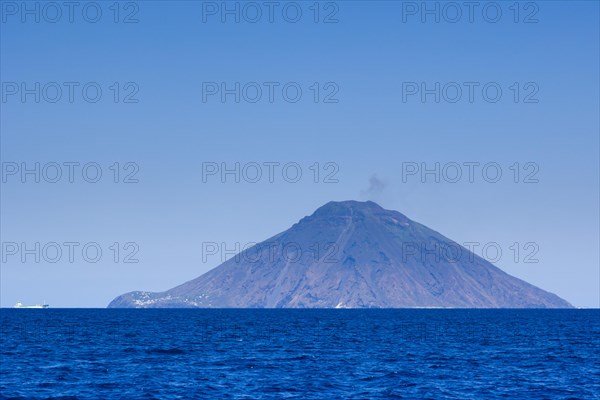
1 309 598 399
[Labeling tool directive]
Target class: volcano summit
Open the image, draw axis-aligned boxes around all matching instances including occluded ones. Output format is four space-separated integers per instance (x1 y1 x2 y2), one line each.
108 201 571 308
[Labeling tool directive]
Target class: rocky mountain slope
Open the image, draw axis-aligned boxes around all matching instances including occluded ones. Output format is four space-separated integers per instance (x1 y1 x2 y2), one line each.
108 201 572 308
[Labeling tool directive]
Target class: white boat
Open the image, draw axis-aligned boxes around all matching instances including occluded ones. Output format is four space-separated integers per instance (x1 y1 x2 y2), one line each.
14 301 49 309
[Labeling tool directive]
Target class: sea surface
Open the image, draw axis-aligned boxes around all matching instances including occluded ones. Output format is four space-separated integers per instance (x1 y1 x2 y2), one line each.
1 309 598 399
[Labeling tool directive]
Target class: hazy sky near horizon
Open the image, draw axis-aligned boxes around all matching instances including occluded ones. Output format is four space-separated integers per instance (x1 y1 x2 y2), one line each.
1 1 598 307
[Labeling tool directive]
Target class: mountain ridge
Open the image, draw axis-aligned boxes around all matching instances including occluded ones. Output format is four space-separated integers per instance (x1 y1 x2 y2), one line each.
108 200 572 308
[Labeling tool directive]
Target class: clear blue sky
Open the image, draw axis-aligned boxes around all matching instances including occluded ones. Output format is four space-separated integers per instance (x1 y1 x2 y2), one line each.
1 1 598 307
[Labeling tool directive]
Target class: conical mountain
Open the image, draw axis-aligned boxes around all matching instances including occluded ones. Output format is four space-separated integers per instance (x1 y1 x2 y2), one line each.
108 201 572 308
